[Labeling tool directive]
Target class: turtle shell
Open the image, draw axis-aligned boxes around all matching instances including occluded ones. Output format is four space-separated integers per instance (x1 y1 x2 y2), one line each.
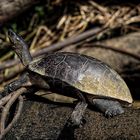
28 52 133 104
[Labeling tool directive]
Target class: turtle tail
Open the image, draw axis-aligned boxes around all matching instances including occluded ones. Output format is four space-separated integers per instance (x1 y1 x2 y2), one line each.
8 29 32 67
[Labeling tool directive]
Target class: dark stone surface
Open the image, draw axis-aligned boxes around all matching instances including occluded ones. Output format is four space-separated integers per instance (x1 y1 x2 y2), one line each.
4 99 140 140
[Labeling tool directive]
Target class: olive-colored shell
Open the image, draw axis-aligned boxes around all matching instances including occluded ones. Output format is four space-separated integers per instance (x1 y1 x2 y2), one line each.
29 52 133 104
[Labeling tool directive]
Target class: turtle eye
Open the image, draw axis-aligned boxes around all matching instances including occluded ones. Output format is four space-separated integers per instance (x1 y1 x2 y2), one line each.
16 37 20 42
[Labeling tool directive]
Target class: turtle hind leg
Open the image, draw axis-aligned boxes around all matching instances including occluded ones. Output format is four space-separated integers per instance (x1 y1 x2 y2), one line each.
68 101 88 127
92 99 124 118
67 90 88 127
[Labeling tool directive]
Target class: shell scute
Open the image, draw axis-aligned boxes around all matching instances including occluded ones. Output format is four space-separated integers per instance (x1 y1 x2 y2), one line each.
29 52 133 104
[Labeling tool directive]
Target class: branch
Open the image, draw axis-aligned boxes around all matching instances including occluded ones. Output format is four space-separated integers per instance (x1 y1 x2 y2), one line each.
0 88 26 133
0 0 40 24
0 95 23 140
0 93 13 108
0 27 107 70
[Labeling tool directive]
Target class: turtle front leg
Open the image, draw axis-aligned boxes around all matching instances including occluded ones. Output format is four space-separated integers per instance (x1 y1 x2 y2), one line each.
92 99 124 117
1 73 31 98
1 72 50 98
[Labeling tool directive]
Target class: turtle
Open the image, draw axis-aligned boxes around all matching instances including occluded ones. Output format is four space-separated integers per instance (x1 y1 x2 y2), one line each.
4 29 133 126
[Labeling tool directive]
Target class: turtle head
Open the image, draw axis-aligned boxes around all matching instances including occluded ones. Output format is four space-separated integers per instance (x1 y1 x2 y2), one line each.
8 29 32 67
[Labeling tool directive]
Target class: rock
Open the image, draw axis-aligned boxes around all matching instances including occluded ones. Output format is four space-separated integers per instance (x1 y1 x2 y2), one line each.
5 100 140 140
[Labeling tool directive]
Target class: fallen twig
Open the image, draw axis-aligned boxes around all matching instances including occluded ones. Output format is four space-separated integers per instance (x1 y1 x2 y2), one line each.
0 87 26 133
0 95 23 140
0 93 14 108
33 27 107 56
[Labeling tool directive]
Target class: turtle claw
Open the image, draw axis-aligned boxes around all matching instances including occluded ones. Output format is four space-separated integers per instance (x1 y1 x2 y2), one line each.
71 118 86 128
105 107 124 118
68 116 84 127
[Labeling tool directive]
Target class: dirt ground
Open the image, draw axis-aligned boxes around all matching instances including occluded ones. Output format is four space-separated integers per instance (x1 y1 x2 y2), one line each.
5 100 140 140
